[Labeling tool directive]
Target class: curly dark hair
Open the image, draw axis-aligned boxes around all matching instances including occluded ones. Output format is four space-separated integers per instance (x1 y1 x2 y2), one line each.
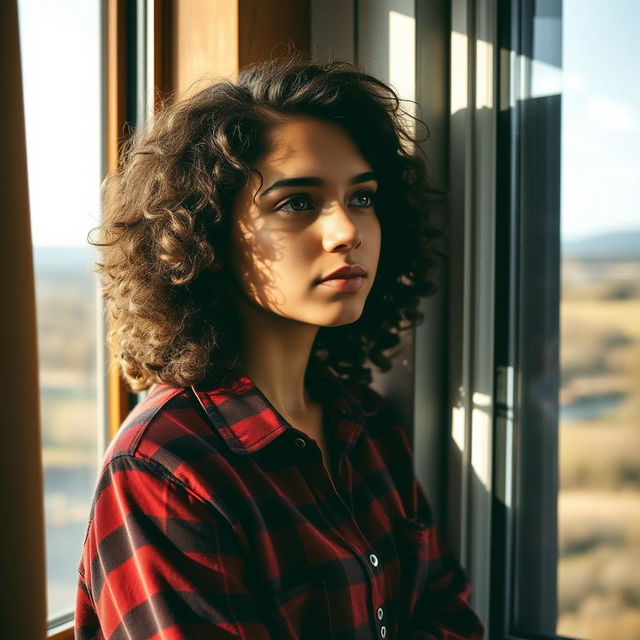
89 54 447 392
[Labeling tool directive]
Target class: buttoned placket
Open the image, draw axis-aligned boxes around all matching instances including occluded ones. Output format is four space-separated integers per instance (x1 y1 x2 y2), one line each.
368 553 386 638
291 425 388 639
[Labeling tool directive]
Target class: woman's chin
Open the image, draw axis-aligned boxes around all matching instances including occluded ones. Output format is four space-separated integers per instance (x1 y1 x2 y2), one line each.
311 304 365 328
250 297 367 328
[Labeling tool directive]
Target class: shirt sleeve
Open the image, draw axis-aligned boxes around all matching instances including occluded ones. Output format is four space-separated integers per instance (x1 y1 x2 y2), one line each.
74 454 272 640
385 415 486 640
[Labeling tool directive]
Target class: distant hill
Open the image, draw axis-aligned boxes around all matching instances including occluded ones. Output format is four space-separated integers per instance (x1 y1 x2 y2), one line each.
33 246 98 276
563 230 640 261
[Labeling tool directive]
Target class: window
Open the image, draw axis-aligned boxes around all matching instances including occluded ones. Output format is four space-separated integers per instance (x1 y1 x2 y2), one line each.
17 0 104 628
494 0 640 638
557 1 640 636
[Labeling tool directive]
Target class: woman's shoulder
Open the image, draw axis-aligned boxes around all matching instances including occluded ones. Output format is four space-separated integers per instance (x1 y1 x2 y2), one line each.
100 384 234 498
103 384 206 464
94 382 241 527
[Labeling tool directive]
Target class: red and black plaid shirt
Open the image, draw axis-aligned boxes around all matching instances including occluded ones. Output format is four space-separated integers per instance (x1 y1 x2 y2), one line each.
75 356 485 639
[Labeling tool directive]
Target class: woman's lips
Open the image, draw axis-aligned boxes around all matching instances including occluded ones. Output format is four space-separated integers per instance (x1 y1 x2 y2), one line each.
318 276 365 292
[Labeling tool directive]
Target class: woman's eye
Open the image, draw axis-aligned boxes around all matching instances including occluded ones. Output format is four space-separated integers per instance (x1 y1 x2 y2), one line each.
351 190 376 208
279 195 314 213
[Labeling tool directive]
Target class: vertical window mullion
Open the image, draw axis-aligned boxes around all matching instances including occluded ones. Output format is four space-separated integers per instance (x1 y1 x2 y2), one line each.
491 0 520 635
106 0 140 440
512 0 562 633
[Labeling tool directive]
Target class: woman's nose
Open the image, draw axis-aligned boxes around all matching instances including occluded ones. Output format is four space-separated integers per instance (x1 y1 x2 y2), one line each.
321 203 363 252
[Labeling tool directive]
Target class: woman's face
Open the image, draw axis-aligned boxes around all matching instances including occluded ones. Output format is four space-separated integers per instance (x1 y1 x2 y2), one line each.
229 117 381 328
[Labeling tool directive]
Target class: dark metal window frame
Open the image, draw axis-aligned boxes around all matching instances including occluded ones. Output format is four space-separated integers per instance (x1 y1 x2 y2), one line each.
491 1 574 639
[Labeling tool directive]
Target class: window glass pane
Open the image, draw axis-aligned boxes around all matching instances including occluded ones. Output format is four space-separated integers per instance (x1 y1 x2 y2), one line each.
17 0 103 621
511 1 640 637
559 1 640 638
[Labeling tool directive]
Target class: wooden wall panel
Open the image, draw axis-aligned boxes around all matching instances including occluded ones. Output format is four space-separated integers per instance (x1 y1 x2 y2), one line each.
169 0 310 99
171 0 240 96
238 0 310 69
0 1 47 637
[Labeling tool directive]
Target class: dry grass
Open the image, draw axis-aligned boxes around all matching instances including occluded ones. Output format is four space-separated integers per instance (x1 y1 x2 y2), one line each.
560 423 640 489
558 492 640 638
561 300 640 340
560 299 640 396
558 528 640 603
556 272 640 637
559 490 640 554
558 598 640 640
558 533 640 639
42 446 97 467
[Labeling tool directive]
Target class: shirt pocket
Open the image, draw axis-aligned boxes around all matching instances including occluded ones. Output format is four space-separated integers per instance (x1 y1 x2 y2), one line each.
395 517 431 631
265 578 334 640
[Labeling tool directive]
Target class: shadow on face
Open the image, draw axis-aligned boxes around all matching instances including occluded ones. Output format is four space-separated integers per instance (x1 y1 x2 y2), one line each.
229 116 382 329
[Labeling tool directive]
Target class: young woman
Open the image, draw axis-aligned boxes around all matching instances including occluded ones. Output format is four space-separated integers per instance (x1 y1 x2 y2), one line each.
75 56 485 640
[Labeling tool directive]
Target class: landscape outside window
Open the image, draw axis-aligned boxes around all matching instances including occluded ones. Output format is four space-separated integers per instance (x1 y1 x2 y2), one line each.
557 1 640 637
18 0 102 620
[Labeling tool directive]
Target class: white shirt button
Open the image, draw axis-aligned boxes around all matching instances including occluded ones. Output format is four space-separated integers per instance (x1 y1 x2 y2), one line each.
377 607 384 620
369 553 379 567
294 437 307 448
380 625 387 638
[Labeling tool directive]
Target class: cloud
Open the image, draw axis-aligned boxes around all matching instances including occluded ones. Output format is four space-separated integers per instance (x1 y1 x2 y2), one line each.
586 96 639 133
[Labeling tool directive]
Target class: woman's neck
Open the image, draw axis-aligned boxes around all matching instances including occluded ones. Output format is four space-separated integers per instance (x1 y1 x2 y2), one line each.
234 291 320 420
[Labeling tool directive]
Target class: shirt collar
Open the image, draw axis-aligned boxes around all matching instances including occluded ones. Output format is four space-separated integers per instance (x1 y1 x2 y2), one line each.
189 356 379 456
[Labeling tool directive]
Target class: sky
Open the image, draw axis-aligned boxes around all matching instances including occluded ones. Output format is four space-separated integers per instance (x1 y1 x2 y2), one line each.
17 0 640 246
560 0 640 241
18 0 102 249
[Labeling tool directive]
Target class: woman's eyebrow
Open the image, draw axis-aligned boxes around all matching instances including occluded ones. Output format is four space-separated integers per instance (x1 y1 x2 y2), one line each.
260 177 322 198
259 171 378 199
351 171 378 185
